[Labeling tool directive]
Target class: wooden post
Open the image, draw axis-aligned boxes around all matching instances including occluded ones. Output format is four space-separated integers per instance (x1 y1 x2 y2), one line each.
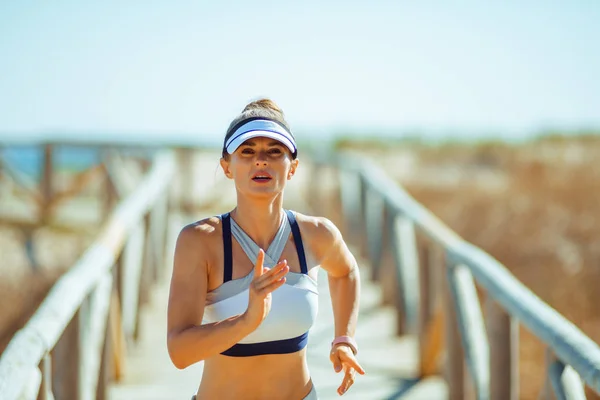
546 349 586 400
444 260 465 400
51 311 81 400
139 213 153 308
358 174 369 260
486 298 519 400
95 313 111 400
40 143 54 223
158 192 170 281
37 354 54 400
447 263 490 400
338 169 360 244
391 214 420 336
418 242 446 377
102 150 119 219
365 190 385 273
109 287 126 381
378 203 397 307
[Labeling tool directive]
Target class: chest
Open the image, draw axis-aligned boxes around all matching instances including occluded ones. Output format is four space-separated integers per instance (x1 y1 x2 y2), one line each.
207 236 319 291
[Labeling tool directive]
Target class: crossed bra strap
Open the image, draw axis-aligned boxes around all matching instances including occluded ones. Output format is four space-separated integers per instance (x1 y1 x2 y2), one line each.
220 210 308 282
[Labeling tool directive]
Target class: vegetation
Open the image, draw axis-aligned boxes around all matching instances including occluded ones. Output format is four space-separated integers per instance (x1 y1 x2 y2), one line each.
347 132 600 399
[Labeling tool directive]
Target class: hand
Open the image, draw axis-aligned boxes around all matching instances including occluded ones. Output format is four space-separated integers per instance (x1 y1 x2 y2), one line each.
330 344 365 396
243 249 289 331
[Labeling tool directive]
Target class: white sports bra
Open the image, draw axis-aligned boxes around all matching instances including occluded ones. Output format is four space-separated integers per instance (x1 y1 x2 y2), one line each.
202 210 319 357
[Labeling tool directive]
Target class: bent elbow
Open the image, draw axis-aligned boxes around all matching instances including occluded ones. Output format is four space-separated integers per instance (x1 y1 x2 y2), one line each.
167 335 190 370
168 346 191 370
171 357 189 370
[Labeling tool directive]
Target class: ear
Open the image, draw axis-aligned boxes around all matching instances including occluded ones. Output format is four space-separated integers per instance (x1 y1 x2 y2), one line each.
287 158 299 180
220 157 233 179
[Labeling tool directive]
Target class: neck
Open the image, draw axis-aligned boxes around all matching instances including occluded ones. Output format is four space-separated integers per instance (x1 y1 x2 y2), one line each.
230 192 285 250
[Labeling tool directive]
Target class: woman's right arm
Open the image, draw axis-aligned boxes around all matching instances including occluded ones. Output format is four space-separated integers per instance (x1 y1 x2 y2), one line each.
166 224 252 369
166 224 289 369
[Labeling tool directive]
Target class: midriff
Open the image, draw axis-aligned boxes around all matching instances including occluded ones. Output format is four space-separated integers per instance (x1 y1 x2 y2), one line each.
195 348 312 400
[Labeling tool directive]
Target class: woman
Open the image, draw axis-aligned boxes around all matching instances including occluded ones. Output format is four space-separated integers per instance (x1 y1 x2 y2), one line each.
167 98 364 399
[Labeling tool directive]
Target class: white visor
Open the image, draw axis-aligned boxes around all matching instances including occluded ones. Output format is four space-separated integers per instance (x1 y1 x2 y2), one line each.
225 119 297 155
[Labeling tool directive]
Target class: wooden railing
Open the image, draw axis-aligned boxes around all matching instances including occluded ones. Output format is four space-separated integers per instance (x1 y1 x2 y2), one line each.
0 149 175 400
309 151 600 400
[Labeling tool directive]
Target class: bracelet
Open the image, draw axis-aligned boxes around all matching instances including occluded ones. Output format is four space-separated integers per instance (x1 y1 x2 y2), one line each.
331 336 358 355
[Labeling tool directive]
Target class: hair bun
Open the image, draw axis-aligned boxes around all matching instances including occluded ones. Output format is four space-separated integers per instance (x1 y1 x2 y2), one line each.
242 98 284 116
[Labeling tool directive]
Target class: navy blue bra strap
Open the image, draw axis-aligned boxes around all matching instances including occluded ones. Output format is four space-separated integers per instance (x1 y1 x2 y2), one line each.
285 210 308 274
221 213 233 283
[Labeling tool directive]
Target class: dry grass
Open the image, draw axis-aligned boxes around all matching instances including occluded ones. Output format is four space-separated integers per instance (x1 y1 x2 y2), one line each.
338 135 600 399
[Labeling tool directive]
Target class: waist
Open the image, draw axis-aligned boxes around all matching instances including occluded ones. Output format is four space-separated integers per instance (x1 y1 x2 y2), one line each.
198 350 310 399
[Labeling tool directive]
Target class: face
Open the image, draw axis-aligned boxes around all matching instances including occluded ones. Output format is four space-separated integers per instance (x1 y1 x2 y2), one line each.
220 136 299 198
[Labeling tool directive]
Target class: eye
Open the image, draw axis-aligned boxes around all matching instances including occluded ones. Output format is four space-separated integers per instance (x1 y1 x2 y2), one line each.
241 148 254 154
268 148 283 155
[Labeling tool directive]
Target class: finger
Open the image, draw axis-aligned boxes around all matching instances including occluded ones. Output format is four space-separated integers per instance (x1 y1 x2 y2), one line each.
254 249 265 277
260 259 288 278
329 351 342 373
254 264 289 290
256 275 286 295
254 260 288 284
337 367 355 396
341 355 365 375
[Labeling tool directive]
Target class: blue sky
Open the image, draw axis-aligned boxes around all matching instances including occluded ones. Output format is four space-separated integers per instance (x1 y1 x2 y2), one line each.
1 1 599 144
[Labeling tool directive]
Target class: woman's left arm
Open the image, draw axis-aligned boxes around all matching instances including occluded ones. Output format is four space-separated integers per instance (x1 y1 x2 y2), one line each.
310 217 365 395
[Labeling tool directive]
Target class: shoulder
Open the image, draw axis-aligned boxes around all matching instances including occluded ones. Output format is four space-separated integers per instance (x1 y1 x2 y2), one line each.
292 211 344 257
178 215 222 241
292 210 356 274
294 211 341 243
175 216 223 260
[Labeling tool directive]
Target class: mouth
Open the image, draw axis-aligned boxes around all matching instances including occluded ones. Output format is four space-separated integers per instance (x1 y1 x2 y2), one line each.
252 172 273 183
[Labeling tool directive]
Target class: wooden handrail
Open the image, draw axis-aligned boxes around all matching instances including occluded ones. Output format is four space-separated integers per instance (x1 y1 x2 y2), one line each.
310 150 600 398
0 150 176 400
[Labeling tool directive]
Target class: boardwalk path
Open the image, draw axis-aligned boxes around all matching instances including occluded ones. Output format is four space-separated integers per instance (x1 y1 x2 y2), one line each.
108 151 447 400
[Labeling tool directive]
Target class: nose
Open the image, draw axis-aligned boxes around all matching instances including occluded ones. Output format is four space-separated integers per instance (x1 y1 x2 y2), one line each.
255 151 268 166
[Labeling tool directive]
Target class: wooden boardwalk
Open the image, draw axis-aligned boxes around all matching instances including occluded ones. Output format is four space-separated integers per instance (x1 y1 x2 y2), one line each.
108 154 447 400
